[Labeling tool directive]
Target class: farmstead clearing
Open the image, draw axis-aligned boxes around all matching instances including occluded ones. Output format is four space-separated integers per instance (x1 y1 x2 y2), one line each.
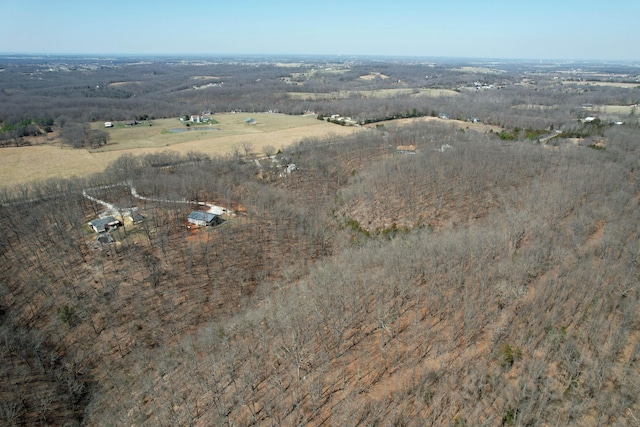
0 113 360 188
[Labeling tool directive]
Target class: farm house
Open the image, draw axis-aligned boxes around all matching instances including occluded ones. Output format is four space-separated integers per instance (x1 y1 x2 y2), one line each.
88 216 121 233
187 211 220 227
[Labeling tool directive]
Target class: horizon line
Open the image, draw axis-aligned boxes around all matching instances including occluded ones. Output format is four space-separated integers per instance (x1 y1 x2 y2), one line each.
1 52 639 64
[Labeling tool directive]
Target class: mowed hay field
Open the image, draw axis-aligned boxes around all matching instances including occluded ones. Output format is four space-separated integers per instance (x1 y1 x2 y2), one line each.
0 113 361 188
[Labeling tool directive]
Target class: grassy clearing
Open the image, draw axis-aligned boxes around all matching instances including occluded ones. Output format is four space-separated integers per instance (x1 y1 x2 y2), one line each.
512 104 557 110
358 72 389 80
364 116 503 133
455 66 505 74
92 113 331 152
567 81 640 89
0 145 120 186
589 105 637 115
108 81 141 87
288 88 459 100
0 114 362 188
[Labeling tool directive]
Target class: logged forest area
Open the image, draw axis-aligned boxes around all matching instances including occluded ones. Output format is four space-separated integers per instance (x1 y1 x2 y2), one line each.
1 55 640 426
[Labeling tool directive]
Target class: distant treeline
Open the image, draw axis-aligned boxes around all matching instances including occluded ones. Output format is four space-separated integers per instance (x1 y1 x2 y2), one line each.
1 57 638 142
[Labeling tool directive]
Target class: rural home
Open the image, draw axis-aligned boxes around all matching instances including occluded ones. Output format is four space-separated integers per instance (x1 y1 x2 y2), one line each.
397 145 416 154
190 114 202 123
187 211 220 227
104 122 113 128
88 216 121 233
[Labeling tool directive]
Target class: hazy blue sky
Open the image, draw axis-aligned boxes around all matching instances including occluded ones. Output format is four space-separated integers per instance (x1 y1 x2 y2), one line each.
1 0 638 60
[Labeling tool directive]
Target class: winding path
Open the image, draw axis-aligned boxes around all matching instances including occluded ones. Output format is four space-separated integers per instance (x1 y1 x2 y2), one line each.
83 181 230 218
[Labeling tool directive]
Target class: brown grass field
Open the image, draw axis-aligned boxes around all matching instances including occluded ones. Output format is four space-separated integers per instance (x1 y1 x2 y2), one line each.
567 81 640 89
358 72 390 80
0 113 361 188
288 88 459 100
589 104 637 114
365 115 503 133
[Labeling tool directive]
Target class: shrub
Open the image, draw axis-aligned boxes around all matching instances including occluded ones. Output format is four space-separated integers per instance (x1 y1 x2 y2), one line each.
500 343 521 368
58 305 76 326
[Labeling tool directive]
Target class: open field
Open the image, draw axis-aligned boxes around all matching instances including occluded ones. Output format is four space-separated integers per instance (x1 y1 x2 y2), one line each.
0 114 362 188
364 115 503 133
587 104 637 115
93 113 336 152
285 67 349 81
107 81 141 87
288 88 459 100
512 104 557 110
358 72 390 80
565 81 640 89
454 66 505 74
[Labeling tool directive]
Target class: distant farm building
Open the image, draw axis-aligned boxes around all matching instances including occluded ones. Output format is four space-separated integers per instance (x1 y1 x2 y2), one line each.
187 211 220 227
89 216 121 233
104 122 113 128
397 145 416 154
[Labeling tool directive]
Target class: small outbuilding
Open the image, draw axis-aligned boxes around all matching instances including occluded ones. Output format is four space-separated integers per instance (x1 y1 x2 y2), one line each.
285 163 297 173
89 216 121 233
128 211 145 224
187 211 220 227
96 234 115 244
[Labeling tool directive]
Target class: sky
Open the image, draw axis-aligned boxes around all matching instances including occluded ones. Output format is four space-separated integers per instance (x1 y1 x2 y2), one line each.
1 0 638 61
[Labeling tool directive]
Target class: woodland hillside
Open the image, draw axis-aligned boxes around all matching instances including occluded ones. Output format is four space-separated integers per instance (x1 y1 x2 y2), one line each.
1 57 639 426
1 121 639 426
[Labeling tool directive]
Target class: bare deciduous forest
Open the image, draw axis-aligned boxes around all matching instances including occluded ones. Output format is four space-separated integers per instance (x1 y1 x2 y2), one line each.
1 55 639 426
